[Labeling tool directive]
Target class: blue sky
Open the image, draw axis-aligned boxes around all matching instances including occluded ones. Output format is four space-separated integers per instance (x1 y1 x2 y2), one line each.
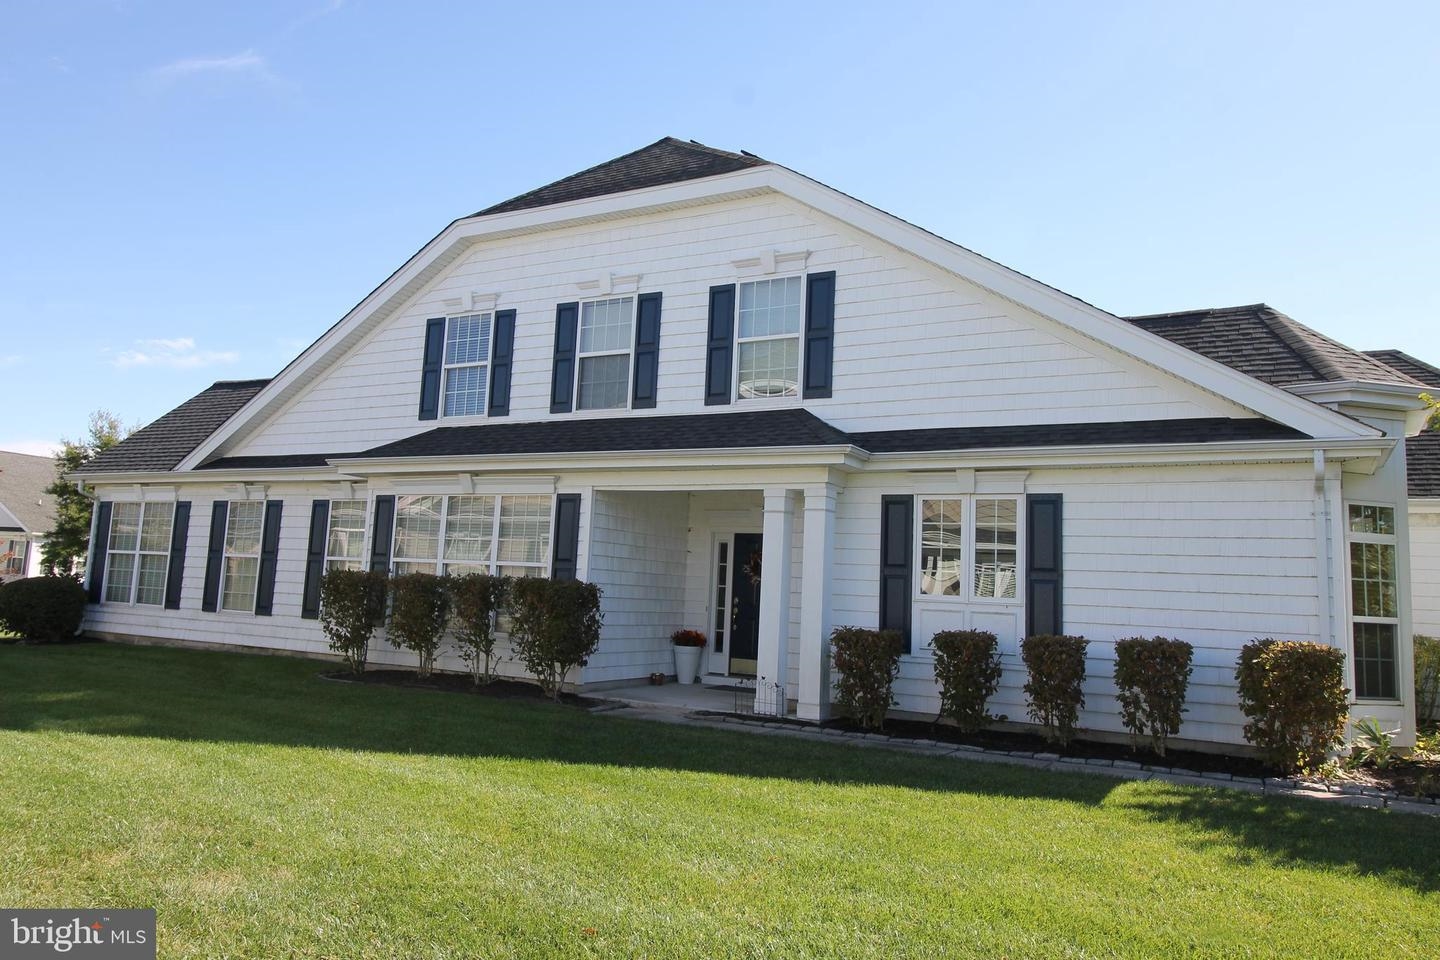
2 0 1436 455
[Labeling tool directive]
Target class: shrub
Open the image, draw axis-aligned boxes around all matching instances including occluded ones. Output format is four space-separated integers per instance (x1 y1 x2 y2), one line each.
0 575 86 642
1235 639 1349 773
831 626 902 730
1021 634 1088 745
387 573 451 678
318 569 388 674
1113 636 1194 757
508 578 604 699
1415 634 1440 724
448 573 511 685
931 629 1002 733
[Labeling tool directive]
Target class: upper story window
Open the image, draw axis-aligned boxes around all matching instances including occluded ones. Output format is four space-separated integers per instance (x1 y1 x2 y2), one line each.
326 499 367 572
1348 503 1399 700
392 494 552 580
577 297 634 410
221 501 264 612
917 496 1020 601
443 313 492 417
737 276 802 399
104 501 173 605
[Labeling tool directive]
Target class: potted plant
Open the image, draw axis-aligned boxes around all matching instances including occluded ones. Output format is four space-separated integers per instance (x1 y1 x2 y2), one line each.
671 629 707 685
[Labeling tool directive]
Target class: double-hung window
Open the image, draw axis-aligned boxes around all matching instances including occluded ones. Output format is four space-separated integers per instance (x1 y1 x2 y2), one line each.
220 501 264 612
736 276 803 399
576 297 633 410
442 313 492 417
103 501 173 605
1348 503 1400 700
392 494 552 582
917 496 1020 601
325 499 368 572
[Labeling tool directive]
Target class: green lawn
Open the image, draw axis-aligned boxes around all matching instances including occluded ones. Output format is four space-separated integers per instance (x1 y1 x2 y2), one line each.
1 644 1436 959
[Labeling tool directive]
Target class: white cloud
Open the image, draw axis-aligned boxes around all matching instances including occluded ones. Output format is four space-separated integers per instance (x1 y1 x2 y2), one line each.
112 337 239 370
147 49 280 88
0 440 59 458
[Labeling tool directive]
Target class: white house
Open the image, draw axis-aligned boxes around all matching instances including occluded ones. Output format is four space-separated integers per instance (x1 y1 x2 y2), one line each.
0 450 58 581
73 138 1430 748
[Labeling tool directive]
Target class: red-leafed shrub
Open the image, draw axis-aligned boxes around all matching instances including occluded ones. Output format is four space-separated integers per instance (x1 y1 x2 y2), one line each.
831 626 903 730
1236 639 1348 773
931 629 1002 733
1113 636 1193 757
1021 634 1088 745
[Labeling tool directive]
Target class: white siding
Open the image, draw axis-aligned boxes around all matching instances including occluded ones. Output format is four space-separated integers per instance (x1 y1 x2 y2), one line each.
1413 503 1440 638
226 194 1241 458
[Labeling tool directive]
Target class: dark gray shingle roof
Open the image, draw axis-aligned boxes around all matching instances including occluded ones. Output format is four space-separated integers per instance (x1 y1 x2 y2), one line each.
851 418 1307 454
1409 433 1440 498
0 450 57 532
1126 304 1424 389
77 379 270 474
474 138 769 217
1365 350 1440 391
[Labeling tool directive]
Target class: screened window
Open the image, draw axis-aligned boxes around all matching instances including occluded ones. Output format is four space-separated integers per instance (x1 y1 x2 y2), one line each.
918 496 1021 602
1348 503 1399 700
576 297 633 410
442 313 492 417
391 494 552 581
736 276 802 399
221 501 264 612
325 499 367 572
103 501 174 605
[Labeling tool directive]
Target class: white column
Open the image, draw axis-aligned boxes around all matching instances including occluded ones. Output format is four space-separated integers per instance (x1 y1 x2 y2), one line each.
798 483 837 721
754 487 796 716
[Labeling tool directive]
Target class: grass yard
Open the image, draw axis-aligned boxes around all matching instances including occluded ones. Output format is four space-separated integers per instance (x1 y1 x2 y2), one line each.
1 643 1437 959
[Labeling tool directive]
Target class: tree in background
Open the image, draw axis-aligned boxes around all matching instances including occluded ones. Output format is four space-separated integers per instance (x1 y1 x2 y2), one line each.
41 411 128 576
1422 391 1439 432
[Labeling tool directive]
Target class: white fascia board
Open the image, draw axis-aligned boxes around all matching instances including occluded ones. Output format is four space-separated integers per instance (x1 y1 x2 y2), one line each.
866 437 1393 472
1287 380 1431 436
1411 498 1440 513
73 467 363 486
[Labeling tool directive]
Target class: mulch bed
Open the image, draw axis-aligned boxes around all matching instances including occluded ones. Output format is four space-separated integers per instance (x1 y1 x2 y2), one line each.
321 669 605 709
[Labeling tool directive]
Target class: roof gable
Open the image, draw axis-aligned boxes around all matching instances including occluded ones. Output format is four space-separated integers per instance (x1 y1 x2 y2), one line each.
79 379 270 474
476 138 768 216
0 450 57 532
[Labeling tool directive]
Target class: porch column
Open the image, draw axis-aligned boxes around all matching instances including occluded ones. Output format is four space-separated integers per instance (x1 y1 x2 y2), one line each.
754 487 796 716
798 483 837 721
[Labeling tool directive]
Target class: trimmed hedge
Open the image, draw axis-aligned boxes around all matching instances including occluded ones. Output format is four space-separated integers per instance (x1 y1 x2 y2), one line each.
448 573 511 685
387 573 451 678
931 629 1002 733
509 578 603 699
1415 634 1440 724
1113 636 1193 757
318 569 388 674
831 626 902 730
1236 639 1349 773
1021 634 1088 745
0 575 86 642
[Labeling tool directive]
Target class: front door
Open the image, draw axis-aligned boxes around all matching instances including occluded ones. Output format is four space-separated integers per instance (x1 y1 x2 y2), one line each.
728 532 763 676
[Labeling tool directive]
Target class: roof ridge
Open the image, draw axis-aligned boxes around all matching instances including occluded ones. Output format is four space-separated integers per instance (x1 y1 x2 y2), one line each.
1259 306 1424 386
1124 303 1269 322
475 137 678 215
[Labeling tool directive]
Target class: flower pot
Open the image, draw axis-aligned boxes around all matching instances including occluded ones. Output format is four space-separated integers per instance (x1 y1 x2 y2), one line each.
673 644 702 685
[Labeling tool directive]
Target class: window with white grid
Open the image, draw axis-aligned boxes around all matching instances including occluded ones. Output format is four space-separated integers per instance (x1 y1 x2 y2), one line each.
325 499 368 572
736 276 802 399
103 501 174 606
390 494 551 580
220 501 264 612
442 313 492 417
1348 503 1400 700
917 495 1022 603
576 297 633 410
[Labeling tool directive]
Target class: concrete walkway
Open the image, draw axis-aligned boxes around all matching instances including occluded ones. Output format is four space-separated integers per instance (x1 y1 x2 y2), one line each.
593 697 1440 817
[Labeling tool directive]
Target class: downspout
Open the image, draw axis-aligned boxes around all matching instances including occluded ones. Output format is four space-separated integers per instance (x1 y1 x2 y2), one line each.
1313 450 1332 647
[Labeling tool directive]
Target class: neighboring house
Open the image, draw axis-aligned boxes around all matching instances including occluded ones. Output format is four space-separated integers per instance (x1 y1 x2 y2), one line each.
0 450 58 581
1365 349 1440 638
72 138 1431 747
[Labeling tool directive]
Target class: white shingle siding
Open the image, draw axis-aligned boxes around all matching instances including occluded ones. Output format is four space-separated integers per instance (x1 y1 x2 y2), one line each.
1413 503 1440 638
227 194 1238 458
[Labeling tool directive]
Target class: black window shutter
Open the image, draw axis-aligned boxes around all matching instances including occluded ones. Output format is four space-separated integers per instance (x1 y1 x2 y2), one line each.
87 501 113 603
1026 494 1064 637
254 501 284 616
488 309 516 417
631 292 663 409
201 501 229 613
163 501 191 610
551 494 581 581
550 302 579 413
301 500 330 620
879 495 914 652
705 284 736 405
369 495 396 574
803 271 836 399
418 317 446 421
